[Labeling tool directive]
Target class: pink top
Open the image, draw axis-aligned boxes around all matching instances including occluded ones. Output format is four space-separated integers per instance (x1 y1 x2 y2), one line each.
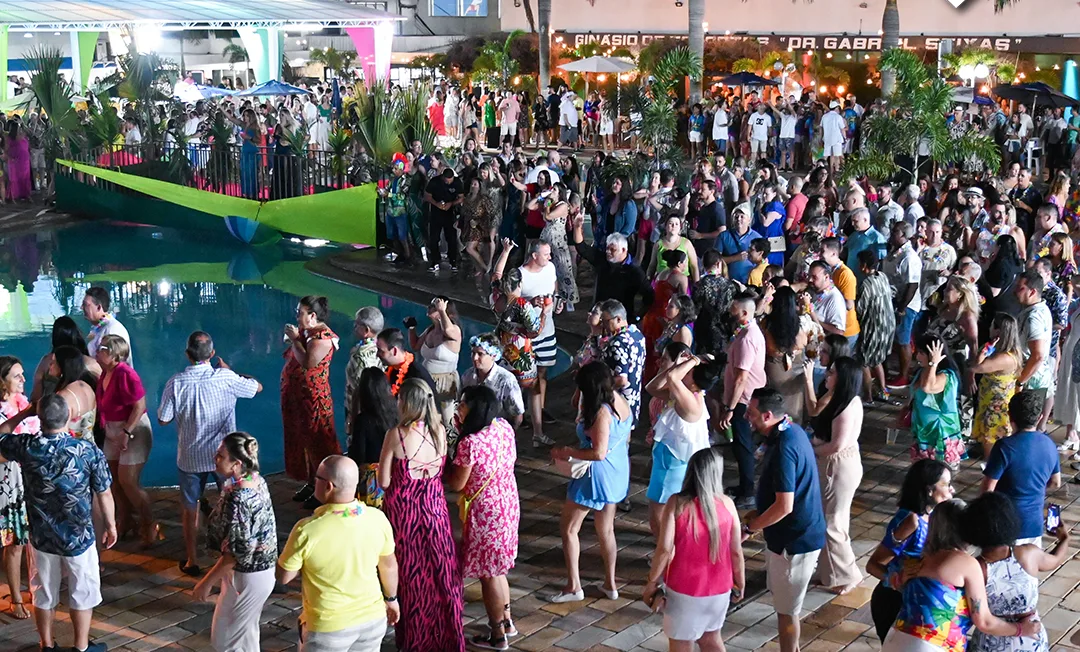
96 362 146 423
724 321 766 406
665 497 734 597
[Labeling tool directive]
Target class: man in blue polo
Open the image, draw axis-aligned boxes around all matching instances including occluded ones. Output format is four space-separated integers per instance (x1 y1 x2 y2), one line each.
743 388 825 652
982 390 1061 545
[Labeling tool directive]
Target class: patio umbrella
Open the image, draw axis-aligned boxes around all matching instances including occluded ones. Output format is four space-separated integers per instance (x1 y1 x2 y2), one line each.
721 72 781 87
174 82 234 103
992 82 1077 110
237 80 312 97
558 55 636 99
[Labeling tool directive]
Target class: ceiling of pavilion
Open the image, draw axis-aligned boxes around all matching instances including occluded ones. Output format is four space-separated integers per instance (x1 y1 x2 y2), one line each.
0 1 402 30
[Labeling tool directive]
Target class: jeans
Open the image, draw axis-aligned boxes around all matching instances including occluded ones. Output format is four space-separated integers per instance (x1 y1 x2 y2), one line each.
731 402 754 497
427 212 459 267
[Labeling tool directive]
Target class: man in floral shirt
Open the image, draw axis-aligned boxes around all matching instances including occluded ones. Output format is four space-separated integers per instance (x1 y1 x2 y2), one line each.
599 299 646 427
0 394 116 652
344 306 385 433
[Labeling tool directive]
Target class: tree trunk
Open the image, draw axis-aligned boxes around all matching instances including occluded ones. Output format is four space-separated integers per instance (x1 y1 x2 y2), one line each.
522 0 537 33
880 0 900 97
688 0 704 102
538 0 551 93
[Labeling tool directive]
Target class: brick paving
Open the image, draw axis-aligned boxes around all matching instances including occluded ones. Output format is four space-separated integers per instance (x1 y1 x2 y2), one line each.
4 249 1080 651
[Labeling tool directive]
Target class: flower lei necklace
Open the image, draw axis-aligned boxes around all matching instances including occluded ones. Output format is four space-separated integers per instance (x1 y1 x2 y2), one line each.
730 319 751 340
387 352 414 395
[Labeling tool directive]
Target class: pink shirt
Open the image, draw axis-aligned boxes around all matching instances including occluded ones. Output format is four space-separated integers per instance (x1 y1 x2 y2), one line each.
96 362 146 423
786 193 808 232
724 321 766 406
665 498 734 597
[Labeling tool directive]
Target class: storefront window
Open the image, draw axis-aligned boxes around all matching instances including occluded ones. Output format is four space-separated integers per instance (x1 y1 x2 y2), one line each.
431 0 487 17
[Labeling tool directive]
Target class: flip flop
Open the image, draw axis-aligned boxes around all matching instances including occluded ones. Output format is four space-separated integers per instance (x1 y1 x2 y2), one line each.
178 561 203 577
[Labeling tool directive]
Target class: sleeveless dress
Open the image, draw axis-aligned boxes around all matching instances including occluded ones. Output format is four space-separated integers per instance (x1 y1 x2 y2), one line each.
969 552 1047 652
972 353 1020 447
910 368 965 466
1056 301 1080 429
567 405 632 510
280 328 340 482
65 389 97 443
453 418 519 578
884 576 972 652
641 277 681 382
383 425 466 652
647 393 709 504
540 207 580 306
654 238 694 276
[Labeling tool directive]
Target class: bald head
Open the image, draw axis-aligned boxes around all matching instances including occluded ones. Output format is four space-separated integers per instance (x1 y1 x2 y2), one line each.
316 455 359 503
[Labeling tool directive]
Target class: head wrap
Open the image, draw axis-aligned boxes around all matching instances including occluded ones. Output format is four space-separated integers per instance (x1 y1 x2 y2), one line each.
470 334 502 361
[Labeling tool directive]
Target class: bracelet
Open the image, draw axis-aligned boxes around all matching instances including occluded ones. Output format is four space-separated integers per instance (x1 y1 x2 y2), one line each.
123 428 133 439
384 595 398 603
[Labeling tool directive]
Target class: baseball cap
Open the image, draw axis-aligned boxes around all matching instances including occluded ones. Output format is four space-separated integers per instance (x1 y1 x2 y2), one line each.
732 202 752 217
964 186 984 198
829 100 840 109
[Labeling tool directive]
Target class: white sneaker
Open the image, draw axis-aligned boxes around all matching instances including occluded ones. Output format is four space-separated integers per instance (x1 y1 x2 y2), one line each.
600 586 619 600
547 589 584 603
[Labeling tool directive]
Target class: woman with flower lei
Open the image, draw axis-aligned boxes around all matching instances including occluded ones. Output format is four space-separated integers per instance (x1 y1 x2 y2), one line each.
489 238 545 389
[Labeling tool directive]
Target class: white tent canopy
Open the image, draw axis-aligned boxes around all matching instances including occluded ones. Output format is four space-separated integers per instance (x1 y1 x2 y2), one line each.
558 56 635 74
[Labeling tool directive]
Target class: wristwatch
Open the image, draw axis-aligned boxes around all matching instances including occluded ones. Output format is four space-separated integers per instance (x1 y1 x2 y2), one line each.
122 428 134 439
383 595 398 603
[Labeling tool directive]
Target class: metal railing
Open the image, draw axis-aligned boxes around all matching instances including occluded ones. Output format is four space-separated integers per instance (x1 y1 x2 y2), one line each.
67 142 362 201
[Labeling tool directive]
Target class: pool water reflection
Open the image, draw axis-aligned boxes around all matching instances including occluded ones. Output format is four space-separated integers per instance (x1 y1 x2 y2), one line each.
0 221 568 486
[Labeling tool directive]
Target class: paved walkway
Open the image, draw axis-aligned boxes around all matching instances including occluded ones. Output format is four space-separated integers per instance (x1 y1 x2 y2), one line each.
3 248 1080 651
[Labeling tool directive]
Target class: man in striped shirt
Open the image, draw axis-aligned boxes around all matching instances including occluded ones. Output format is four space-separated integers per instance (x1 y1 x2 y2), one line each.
158 331 262 576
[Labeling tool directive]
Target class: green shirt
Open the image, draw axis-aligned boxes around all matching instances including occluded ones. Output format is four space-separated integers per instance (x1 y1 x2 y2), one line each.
1068 114 1080 145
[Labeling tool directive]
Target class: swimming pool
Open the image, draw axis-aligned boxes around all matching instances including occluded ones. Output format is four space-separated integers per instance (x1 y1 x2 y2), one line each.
1 221 568 486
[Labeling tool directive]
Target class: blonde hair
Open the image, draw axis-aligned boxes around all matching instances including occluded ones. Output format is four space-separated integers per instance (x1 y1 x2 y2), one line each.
1051 232 1075 267
396 378 445 455
946 276 980 322
99 334 130 364
1049 171 1071 199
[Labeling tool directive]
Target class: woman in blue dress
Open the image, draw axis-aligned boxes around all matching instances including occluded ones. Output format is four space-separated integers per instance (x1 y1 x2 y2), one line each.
754 182 788 266
549 361 631 604
237 110 261 199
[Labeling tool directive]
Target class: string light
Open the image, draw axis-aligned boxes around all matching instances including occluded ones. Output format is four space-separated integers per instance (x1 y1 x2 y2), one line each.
846 53 852 60
866 78 873 85
807 50 814 56
826 52 833 59
864 54 870 60
837 84 846 94
1054 64 1061 70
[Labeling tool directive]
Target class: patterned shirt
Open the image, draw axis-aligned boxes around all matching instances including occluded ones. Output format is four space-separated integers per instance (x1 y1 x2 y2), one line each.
87 314 133 368
0 431 111 556
602 325 647 425
1043 280 1068 355
460 364 524 420
692 273 736 354
206 475 278 573
344 338 384 416
158 363 261 473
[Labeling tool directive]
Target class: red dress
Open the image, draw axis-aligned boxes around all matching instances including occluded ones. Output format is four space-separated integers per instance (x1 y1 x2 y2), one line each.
640 278 680 382
281 328 340 481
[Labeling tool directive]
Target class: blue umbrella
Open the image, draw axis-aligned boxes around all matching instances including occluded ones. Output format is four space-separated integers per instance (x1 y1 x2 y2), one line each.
721 72 781 87
972 95 995 106
237 80 312 97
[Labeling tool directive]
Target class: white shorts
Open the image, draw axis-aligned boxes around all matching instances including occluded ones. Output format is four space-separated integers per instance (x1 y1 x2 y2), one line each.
751 138 768 154
1015 535 1042 547
766 548 820 616
689 131 703 143
501 123 518 137
824 142 844 157
663 588 730 642
600 119 614 136
31 545 101 611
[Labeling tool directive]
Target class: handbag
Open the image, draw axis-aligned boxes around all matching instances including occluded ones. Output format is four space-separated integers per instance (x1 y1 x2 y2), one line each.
457 468 497 534
554 456 592 479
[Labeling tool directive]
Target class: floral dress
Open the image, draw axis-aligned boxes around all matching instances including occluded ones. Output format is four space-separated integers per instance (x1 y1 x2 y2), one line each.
494 296 541 387
541 203 580 307
280 328 340 482
910 368 965 466
453 418 519 578
463 195 498 244
972 353 1020 447
887 576 972 652
856 271 897 368
0 394 38 546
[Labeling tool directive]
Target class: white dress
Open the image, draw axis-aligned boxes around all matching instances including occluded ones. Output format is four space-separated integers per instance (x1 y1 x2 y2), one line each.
968 552 1047 652
445 95 460 129
1055 303 1080 428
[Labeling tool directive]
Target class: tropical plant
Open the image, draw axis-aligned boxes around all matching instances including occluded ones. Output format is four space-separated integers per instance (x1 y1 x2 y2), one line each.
473 30 526 89
348 82 407 170
222 43 250 86
309 47 357 80
842 49 1000 184
22 46 84 199
731 58 757 74
84 93 123 156
101 51 177 150
204 112 236 192
327 127 352 187
397 84 438 154
630 47 702 172
164 123 195 187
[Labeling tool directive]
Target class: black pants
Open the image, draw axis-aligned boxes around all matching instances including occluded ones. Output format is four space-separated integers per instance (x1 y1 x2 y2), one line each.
871 582 903 642
427 212 459 268
732 402 754 497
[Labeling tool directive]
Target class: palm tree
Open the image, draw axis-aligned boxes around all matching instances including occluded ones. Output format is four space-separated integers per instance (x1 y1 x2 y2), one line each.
309 47 357 80
23 46 83 199
474 30 526 88
222 43 250 87
538 0 551 91
688 0 704 101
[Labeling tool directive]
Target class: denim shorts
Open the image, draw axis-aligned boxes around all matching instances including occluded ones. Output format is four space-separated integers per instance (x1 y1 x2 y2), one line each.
386 211 409 241
779 137 795 153
895 308 921 346
178 470 224 509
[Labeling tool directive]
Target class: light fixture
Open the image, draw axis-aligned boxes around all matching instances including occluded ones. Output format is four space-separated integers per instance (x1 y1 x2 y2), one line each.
1018 72 1026 79
1054 63 1061 70
675 0 683 6
764 70 771 77
807 50 814 56
837 84 846 94
826 52 833 59
863 54 870 60
974 63 990 78
1036 66 1041 71
23 33 32 39
819 84 827 93
157 281 171 297
702 22 709 32
597 74 608 82
53 31 60 36
878 29 884 36
725 30 731 35
135 26 162 51
866 78 873 85
513 75 521 85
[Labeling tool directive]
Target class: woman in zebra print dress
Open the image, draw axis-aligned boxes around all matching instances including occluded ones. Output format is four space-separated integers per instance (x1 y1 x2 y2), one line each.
856 250 897 402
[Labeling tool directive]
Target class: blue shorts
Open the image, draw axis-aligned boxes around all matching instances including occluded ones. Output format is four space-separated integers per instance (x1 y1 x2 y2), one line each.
386 211 408 241
779 137 795 154
846 333 860 350
895 308 921 346
178 470 224 509
647 442 688 505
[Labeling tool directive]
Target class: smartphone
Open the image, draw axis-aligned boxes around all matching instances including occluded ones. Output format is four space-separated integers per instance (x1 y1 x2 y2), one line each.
402 316 418 329
1047 504 1062 534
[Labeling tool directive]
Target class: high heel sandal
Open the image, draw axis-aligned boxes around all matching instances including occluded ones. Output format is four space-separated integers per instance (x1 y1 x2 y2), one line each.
1059 439 1079 453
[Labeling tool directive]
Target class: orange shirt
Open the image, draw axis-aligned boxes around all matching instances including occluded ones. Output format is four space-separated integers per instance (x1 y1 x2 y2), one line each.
832 263 860 337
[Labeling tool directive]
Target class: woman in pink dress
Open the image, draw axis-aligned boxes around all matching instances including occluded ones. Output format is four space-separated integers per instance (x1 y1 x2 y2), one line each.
447 385 520 650
5 122 31 202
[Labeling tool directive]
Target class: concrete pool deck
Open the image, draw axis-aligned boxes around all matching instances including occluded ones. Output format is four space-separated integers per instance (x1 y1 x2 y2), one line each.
3 217 1080 650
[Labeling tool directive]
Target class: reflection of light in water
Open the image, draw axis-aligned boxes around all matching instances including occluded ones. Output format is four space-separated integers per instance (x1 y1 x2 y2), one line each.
158 280 171 297
0 276 67 340
302 239 330 248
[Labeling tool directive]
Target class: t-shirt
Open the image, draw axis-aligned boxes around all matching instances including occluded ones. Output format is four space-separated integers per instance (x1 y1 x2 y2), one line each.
1018 302 1054 390
845 227 887 281
718 228 763 283
821 111 846 146
724 321 766 406
813 285 847 334
748 112 773 141
843 108 858 138
1068 115 1080 145
498 96 520 124
984 431 1060 539
712 108 729 140
278 501 395 632
885 242 923 312
832 264 860 337
691 200 726 255
87 314 133 368
425 176 463 221
518 264 557 339
779 112 797 139
756 422 826 555
747 261 768 287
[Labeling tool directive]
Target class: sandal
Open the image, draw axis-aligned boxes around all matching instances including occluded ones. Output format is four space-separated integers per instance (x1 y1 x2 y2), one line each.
140 522 164 549
9 601 30 619
471 632 509 650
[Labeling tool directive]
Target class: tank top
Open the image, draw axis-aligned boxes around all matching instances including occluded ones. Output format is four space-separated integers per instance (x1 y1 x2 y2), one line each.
655 238 692 275
892 577 971 652
665 497 734 597
420 338 459 375
652 392 709 462
969 551 1047 652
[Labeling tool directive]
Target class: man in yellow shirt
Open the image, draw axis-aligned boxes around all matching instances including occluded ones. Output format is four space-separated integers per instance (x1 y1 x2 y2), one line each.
821 237 861 347
278 456 399 652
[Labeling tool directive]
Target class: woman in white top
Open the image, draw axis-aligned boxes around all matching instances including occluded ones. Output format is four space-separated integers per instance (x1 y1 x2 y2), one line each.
803 355 864 595
643 342 720 537
409 297 462 430
444 88 461 140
